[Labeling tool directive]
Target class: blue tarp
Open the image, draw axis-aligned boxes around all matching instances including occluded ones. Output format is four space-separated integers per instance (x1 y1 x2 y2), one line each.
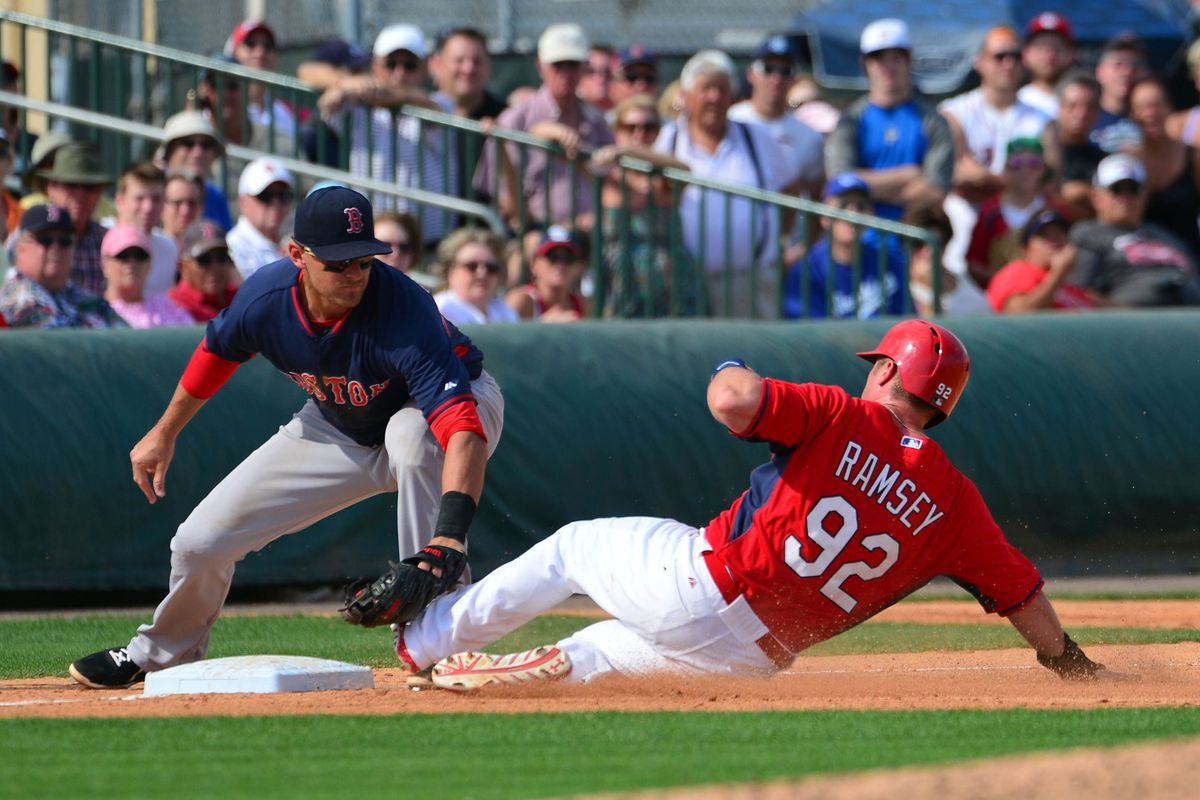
793 0 1192 95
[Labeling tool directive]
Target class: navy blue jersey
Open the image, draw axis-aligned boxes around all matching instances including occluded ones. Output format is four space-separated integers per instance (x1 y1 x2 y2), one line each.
204 257 484 446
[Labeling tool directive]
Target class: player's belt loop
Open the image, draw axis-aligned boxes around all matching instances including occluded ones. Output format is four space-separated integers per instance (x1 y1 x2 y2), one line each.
702 551 795 670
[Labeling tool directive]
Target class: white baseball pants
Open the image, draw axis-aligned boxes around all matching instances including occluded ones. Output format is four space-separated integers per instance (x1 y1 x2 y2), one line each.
403 516 778 682
127 372 504 670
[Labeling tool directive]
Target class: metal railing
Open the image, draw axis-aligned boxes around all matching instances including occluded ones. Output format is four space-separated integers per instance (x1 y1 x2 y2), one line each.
0 8 944 319
0 90 506 236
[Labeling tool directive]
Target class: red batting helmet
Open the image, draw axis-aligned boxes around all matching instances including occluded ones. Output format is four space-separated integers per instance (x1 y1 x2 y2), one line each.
856 320 970 428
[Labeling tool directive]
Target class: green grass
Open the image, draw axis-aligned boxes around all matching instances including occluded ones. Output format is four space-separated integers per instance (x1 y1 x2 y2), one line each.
5 613 1198 679
3 709 1200 799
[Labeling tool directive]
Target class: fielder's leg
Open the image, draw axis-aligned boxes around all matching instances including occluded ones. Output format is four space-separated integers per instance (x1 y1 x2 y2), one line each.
385 371 504 563
125 402 393 671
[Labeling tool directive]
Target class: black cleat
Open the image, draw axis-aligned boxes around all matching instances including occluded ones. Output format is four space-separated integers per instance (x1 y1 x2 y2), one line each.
69 647 146 689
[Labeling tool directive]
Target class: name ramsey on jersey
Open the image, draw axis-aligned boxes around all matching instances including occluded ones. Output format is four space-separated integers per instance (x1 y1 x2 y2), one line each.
834 439 946 537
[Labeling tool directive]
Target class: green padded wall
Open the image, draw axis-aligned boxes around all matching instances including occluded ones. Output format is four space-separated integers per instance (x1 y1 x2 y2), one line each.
1 311 1197 592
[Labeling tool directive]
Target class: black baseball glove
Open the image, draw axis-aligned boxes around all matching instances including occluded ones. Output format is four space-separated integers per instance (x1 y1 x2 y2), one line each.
339 545 467 628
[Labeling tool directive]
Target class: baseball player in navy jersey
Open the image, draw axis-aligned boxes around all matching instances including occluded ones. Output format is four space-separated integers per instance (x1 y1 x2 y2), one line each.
392 320 1114 690
69 186 504 689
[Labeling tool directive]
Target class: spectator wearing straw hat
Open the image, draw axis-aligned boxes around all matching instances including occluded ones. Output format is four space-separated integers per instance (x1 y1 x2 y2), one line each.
227 156 293 280
160 110 233 230
39 142 112 296
0 204 125 328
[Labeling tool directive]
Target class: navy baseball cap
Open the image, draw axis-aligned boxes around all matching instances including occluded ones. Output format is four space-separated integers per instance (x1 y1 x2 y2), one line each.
292 186 392 261
823 173 870 200
21 203 75 234
1022 209 1070 244
312 39 371 71
535 225 583 259
752 34 799 62
618 44 658 70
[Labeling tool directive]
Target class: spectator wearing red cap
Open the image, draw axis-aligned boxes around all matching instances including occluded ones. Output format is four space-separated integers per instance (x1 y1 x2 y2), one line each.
227 19 297 154
1018 12 1076 119
506 225 590 321
100 224 194 328
0 204 126 328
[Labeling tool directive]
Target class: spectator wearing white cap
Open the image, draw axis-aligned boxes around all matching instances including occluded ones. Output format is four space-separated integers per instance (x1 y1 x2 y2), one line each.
653 48 790 318
316 24 453 245
227 157 293 280
100 224 194 328
1067 154 1200 306
474 23 614 228
825 19 953 221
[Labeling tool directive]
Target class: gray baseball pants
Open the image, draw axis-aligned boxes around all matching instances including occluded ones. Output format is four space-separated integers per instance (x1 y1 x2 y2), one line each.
126 371 504 671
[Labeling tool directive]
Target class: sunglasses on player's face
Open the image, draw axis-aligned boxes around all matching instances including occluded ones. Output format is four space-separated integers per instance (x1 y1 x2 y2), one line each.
301 245 374 273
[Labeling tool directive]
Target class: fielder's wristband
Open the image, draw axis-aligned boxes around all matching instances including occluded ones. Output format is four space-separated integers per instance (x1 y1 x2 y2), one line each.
711 357 747 379
1037 632 1101 680
434 491 476 544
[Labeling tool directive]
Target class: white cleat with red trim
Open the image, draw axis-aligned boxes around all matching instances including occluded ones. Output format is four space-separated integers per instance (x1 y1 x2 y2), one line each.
431 646 572 691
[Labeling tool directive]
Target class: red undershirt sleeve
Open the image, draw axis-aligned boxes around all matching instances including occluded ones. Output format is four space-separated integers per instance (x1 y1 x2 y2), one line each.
179 339 244 399
427 397 487 450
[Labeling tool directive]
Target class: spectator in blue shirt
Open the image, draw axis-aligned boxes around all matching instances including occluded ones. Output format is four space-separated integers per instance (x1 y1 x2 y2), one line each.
783 173 907 319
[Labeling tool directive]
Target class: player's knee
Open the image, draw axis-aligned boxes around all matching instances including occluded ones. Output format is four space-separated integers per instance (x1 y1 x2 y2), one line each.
169 521 243 564
384 407 441 469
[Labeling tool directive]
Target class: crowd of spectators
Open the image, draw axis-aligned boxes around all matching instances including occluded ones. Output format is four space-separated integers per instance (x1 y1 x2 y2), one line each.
4 10 1200 329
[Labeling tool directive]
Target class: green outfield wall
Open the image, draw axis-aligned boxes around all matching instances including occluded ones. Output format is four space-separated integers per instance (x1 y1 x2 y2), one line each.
1 311 1197 593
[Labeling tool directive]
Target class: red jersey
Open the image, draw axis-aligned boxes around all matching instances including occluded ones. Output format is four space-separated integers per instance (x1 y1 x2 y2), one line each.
703 380 1042 655
986 260 1098 312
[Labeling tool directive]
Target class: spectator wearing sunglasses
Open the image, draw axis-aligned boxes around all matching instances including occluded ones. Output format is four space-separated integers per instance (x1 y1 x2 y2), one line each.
941 26 1051 207
782 174 907 320
100 224 194 328
610 46 660 113
729 35 824 202
169 219 239 322
226 20 297 155
1067 154 1200 306
433 228 516 325
159 111 233 231
0 204 126 328
506 225 590 321
227 157 293 281
590 94 698 317
965 137 1066 291
317 24 453 246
